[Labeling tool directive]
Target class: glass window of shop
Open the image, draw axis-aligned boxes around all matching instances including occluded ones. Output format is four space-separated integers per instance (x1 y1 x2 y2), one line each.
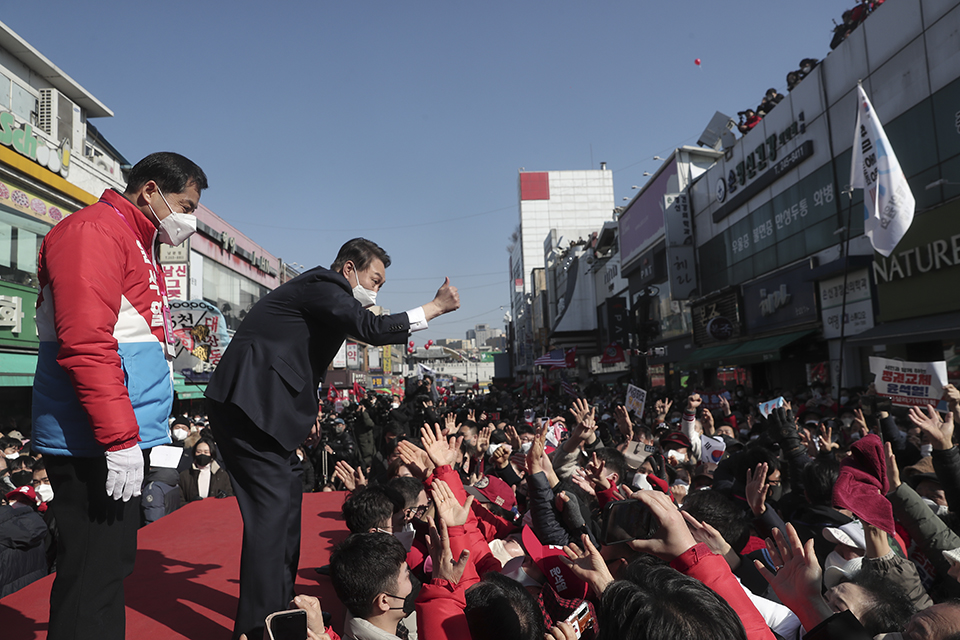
201 257 270 332
0 207 49 288
651 287 693 341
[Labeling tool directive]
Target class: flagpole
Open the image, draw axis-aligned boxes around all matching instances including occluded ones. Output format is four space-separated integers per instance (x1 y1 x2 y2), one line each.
837 80 862 397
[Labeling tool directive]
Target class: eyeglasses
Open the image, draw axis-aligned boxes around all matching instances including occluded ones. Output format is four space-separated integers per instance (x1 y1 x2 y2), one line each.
405 501 432 520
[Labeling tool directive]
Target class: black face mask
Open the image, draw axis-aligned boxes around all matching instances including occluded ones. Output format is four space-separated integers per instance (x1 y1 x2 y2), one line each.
11 470 32 488
387 573 422 616
194 454 212 467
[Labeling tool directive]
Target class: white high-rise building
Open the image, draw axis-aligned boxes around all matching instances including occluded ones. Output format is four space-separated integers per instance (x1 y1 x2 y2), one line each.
509 167 615 373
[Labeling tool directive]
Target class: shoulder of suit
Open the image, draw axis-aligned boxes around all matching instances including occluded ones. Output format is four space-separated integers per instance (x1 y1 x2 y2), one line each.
299 266 350 291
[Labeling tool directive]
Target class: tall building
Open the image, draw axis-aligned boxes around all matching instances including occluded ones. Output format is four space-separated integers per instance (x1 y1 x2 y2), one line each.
509 167 615 373
466 323 503 349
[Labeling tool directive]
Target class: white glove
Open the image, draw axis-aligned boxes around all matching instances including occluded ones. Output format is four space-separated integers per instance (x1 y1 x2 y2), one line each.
105 445 144 502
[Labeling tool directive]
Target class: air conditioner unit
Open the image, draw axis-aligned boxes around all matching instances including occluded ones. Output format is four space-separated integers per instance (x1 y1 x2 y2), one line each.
38 89 83 151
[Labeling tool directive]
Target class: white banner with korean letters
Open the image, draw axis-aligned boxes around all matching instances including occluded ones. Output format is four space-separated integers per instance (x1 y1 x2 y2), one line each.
869 357 947 407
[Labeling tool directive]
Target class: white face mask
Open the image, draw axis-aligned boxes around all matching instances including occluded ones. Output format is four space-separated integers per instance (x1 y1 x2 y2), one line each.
172 428 188 442
841 417 854 428
4 452 18 460
391 402 400 409
501 557 541 588
920 444 934 457
36 484 54 503
350 266 377 308
666 449 687 464
148 188 196 246
824 550 850 573
520 442 533 454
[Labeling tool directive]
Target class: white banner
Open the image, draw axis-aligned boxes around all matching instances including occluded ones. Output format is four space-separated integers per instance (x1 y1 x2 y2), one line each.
332 341 347 368
346 343 359 367
819 269 874 339
624 384 647 417
850 83 916 257
869 357 947 407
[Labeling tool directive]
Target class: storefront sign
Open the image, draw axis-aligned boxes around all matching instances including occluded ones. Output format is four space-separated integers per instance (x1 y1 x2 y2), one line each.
606 296 629 346
741 263 817 333
869 357 947 407
382 345 392 373
692 292 741 346
0 295 24 333
162 265 189 302
874 203 960 321
346 343 359 367
0 111 71 177
819 269 874 339
0 180 70 225
160 244 189 263
667 245 697 300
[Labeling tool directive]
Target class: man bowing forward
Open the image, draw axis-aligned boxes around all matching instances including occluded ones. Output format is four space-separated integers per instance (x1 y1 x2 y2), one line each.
206 237 459 640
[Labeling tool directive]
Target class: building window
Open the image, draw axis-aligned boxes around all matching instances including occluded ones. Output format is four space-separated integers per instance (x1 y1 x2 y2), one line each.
201 257 269 331
0 208 49 288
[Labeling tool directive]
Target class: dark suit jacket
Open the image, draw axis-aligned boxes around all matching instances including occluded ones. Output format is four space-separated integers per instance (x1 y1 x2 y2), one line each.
205 266 410 451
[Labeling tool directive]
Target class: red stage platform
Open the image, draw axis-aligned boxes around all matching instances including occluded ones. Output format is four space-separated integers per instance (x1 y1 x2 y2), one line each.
1 492 350 640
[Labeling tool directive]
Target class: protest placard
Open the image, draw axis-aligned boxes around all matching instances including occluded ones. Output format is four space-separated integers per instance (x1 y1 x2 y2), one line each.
625 384 647 417
758 396 785 418
869 357 947 407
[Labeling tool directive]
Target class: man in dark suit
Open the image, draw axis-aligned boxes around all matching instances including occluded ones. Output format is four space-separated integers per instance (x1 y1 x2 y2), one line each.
205 238 459 640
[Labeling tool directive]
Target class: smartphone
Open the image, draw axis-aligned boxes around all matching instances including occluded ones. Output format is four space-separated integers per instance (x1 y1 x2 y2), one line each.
265 609 307 640
563 600 594 639
601 499 659 545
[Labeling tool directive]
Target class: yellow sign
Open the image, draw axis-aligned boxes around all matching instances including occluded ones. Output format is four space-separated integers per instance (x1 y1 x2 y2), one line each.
0 179 73 225
382 345 392 373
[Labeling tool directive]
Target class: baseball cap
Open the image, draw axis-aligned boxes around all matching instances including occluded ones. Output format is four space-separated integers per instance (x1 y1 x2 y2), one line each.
521 525 589 599
6 485 38 507
823 520 866 551
824 556 863 588
465 476 516 511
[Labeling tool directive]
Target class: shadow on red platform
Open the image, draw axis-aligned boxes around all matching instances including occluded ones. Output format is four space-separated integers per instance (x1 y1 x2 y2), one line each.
1 491 349 640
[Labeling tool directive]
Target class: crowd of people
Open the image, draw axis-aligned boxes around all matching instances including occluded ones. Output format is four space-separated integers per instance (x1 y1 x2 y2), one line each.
7 373 960 638
831 1 887 50
245 375 960 640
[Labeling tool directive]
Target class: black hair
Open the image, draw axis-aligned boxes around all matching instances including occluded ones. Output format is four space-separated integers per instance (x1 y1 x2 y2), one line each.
193 436 218 458
598 565 747 640
847 568 917 635
732 444 780 487
330 532 407 619
124 152 208 194
594 447 627 485
330 238 391 273
803 457 840 505
31 458 45 472
459 420 480 437
341 484 404 533
388 476 425 510
681 489 750 554
0 437 20 451
464 572 546 640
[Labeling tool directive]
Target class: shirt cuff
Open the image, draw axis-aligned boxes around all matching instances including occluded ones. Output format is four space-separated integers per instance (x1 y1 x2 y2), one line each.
407 307 428 332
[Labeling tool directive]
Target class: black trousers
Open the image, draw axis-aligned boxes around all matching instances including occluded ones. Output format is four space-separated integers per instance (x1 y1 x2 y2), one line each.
208 400 303 640
45 454 140 640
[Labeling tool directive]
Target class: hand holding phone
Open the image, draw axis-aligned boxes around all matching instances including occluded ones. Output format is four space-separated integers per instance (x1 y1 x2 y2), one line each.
622 490 698 562
266 609 307 640
563 601 595 639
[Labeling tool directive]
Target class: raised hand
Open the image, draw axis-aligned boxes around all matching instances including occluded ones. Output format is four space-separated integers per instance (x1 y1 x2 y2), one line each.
570 397 590 426
426 516 470 585
817 425 838 453
476 425 493 455
397 439 432 479
421 422 460 468
655 398 673 422
505 424 522 451
681 510 736 568
443 413 457 435
571 468 597 497
560 533 614 597
745 462 771 516
686 393 702 412
431 479 474 527
334 460 367 492
626 490 697 561
754 524 832 631
584 452 611 491
909 404 955 451
885 441 901 489
613 405 632 439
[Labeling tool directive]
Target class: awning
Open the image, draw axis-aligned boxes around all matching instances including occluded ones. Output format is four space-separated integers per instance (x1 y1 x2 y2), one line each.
845 312 960 346
173 374 207 400
676 330 814 370
0 352 37 387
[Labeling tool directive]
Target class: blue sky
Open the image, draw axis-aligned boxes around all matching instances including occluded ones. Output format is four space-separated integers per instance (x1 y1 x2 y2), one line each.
4 1 848 341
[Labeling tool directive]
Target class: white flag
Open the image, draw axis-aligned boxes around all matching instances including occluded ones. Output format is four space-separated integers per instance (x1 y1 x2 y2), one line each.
850 83 915 257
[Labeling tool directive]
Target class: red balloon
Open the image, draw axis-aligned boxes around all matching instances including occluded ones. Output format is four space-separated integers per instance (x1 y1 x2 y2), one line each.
695 58 701 66
409 340 415 347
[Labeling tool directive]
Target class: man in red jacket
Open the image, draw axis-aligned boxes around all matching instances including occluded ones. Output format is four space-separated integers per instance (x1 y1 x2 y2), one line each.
32 152 207 640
